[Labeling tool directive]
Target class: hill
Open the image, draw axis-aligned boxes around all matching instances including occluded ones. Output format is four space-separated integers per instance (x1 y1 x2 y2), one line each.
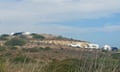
0 33 89 49
0 33 120 72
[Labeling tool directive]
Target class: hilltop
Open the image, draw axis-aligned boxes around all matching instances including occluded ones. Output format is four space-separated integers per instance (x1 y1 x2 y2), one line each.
0 32 95 64
0 32 120 72
0 32 89 49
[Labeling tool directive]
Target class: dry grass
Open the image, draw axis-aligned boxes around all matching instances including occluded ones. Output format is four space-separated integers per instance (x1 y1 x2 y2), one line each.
0 48 120 72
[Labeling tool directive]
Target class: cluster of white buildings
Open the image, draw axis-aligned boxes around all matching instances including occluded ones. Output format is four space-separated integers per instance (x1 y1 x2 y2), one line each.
8 32 119 51
68 43 99 49
68 43 118 51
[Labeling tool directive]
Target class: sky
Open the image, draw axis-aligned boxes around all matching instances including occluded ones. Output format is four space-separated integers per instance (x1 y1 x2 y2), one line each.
0 0 120 47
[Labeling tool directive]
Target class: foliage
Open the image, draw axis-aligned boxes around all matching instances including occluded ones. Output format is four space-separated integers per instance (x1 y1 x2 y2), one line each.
17 35 28 40
0 34 9 40
5 38 26 46
44 47 52 51
31 33 45 40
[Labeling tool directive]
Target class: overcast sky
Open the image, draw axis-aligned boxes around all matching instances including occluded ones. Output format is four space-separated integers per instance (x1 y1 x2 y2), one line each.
0 0 120 47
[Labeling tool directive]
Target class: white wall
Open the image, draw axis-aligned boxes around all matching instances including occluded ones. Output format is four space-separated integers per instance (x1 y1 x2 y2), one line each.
88 44 99 49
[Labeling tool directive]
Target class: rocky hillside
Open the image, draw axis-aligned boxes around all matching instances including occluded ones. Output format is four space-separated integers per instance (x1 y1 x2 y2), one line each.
0 33 120 72
0 33 89 49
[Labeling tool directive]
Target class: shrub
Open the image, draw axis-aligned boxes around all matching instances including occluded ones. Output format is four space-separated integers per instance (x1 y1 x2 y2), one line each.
17 35 27 39
5 38 26 46
31 33 45 40
44 47 51 51
56 35 64 39
0 34 9 40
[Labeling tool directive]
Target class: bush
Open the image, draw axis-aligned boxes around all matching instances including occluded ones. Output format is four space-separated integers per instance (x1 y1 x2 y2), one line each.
17 35 27 39
31 33 45 40
5 38 26 46
0 34 9 40
56 35 64 39
44 47 51 50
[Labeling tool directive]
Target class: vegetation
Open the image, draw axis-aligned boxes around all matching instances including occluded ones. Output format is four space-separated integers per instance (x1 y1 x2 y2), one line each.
42 59 80 72
56 35 64 39
0 34 9 40
0 58 6 72
5 38 26 46
111 53 120 59
0 48 119 72
22 48 39 52
31 33 45 40
22 47 51 52
9 46 18 50
12 55 35 64
0 33 119 72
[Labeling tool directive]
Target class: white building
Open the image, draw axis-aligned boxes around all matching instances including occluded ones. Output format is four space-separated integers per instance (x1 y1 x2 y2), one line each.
68 42 89 48
88 43 99 49
103 45 112 51
68 44 81 48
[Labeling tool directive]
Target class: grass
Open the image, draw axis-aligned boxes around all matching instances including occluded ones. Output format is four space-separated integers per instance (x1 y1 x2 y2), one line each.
0 47 120 72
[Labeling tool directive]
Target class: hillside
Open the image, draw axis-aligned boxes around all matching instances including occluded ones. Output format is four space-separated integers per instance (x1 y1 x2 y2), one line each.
0 33 89 49
0 33 120 72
